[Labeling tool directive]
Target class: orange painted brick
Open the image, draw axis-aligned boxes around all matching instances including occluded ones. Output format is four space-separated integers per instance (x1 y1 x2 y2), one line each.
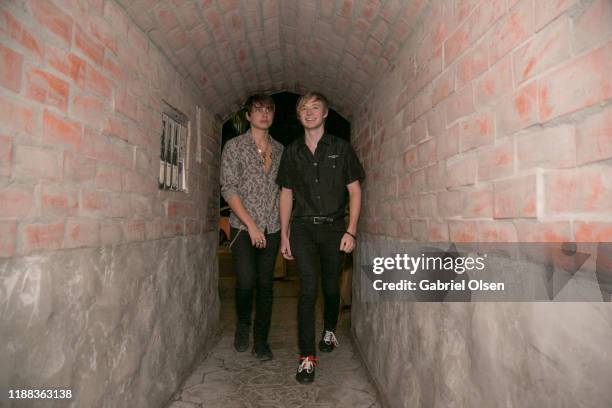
88 17 118 55
437 124 460 160
167 200 196 218
514 221 571 242
101 220 123 245
428 220 449 241
13 145 62 181
0 220 16 257
85 65 112 99
517 125 575 170
494 174 537 218
539 43 612 122
432 68 454 107
460 111 495 152
40 184 77 219
0 10 43 60
123 219 146 242
65 218 100 249
81 189 111 217
43 110 82 150
535 0 577 31
463 184 493 218
81 128 113 162
513 17 571 85
456 41 488 88
478 221 518 242
63 150 96 183
445 84 474 124
446 154 477 187
575 222 612 242
114 88 138 121
0 44 23 92
544 166 612 215
426 105 446 138
417 139 436 167
32 0 73 44
445 0 505 66
478 138 514 182
47 46 86 87
0 135 12 177
104 0 128 38
573 0 612 54
0 184 34 217
95 163 122 191
72 94 105 128
489 0 534 63
425 161 445 191
112 141 134 169
19 221 65 254
475 55 513 108
111 194 130 218
411 116 428 145
449 220 478 242
496 81 538 136
576 107 612 165
26 69 69 112
75 24 105 66
131 195 153 218
437 190 463 217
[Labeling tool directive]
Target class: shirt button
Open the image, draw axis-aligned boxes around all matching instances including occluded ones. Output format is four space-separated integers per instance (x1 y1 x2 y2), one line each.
317 195 321 199
313 162 318 166
315 179 319 183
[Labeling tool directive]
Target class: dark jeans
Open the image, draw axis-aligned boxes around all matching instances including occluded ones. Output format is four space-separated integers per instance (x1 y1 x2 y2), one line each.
230 227 280 345
290 219 345 356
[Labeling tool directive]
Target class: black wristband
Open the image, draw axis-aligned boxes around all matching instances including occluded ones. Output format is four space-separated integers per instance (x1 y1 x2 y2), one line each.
345 231 357 240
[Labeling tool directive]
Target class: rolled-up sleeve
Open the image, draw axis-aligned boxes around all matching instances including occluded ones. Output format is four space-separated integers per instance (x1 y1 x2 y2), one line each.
220 140 240 202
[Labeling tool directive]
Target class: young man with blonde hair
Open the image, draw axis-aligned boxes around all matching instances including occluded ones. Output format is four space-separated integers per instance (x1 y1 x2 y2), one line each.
277 91 365 383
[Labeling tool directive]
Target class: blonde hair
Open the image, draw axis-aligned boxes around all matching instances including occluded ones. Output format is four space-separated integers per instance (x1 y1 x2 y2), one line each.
296 91 329 114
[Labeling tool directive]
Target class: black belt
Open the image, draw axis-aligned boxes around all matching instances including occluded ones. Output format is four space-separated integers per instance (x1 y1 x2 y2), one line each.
294 215 343 225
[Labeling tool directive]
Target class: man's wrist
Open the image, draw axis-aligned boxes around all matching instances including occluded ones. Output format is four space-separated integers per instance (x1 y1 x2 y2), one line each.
344 231 357 240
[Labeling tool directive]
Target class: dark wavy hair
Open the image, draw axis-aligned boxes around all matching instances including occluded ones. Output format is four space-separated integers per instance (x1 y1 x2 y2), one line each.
244 94 275 113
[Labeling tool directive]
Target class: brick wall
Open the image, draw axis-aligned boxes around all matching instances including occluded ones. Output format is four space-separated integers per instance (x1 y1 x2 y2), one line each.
0 0 220 258
354 0 612 243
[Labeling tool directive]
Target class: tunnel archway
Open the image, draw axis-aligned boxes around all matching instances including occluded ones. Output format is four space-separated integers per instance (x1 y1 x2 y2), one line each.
1 0 611 407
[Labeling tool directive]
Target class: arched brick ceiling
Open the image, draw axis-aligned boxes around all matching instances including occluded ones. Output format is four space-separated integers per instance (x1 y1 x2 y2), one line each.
115 0 426 119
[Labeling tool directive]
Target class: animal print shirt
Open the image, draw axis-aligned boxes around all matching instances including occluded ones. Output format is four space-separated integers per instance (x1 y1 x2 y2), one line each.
220 130 283 233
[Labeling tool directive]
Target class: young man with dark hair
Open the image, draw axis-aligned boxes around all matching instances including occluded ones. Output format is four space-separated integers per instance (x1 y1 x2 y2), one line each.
220 94 283 360
277 91 365 383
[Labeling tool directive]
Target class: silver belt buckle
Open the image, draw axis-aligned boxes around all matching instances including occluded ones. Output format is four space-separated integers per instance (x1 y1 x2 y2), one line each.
312 217 325 224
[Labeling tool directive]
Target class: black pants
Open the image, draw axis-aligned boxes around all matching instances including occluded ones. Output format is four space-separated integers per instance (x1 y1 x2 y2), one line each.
290 219 345 357
230 227 280 346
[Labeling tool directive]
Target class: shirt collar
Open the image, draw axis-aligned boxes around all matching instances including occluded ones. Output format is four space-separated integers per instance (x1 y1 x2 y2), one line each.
299 132 331 149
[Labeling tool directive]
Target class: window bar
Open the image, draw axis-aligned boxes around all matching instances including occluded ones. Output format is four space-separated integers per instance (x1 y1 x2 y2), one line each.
165 115 173 190
159 115 166 188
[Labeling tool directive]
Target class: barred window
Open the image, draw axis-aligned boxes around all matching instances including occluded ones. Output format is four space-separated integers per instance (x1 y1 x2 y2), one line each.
159 104 189 191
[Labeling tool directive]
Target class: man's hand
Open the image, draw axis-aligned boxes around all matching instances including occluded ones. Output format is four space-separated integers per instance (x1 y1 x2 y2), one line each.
247 224 266 248
280 235 293 259
339 232 356 253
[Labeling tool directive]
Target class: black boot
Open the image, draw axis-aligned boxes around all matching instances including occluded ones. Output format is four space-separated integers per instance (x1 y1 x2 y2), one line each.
252 343 273 361
234 323 250 352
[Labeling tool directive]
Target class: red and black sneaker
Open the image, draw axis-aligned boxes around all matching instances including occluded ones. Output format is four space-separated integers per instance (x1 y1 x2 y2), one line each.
295 355 317 384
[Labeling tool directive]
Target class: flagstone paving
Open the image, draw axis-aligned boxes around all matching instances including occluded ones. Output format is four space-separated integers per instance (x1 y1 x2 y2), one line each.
166 274 382 408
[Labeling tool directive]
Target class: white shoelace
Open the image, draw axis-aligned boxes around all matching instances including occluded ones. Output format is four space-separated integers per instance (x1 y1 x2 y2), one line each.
323 330 339 346
298 356 316 373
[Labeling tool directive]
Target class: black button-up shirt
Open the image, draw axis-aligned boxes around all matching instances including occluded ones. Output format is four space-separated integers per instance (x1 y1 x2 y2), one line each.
276 133 365 218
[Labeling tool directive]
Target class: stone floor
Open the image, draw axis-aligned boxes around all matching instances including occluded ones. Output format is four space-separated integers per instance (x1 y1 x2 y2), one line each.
166 248 382 408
